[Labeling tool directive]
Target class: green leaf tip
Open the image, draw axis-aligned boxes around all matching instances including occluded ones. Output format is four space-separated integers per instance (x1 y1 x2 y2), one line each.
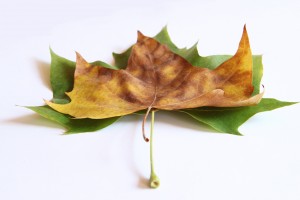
26 105 120 134
180 98 297 135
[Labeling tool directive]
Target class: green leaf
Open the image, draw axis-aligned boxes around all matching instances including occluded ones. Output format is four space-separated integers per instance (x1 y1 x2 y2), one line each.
154 26 179 53
28 49 121 133
252 55 264 95
50 48 75 104
26 106 120 134
154 26 201 65
180 98 297 135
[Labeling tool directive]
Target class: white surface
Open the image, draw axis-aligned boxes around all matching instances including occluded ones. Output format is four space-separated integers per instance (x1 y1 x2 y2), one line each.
1 0 300 200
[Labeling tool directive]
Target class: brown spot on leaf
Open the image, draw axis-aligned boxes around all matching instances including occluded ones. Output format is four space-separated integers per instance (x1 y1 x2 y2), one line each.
97 67 112 83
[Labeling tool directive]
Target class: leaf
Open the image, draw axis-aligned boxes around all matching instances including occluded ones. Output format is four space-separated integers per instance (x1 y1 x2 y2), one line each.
180 98 297 135
28 49 121 134
46 26 263 119
26 106 120 134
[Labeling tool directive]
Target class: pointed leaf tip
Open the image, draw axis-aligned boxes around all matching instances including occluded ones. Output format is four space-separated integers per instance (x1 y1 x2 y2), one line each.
241 25 249 44
75 51 84 60
161 25 168 32
137 31 146 42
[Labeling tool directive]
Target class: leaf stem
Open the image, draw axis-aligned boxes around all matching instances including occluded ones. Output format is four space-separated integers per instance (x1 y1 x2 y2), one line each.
149 110 160 188
142 107 152 142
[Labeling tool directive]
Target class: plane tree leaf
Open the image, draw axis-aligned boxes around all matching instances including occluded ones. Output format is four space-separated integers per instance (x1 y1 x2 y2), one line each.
46 26 263 120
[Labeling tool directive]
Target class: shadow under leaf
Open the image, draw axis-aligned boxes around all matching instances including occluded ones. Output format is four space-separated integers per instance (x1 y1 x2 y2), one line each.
35 59 51 90
156 111 217 134
6 113 64 131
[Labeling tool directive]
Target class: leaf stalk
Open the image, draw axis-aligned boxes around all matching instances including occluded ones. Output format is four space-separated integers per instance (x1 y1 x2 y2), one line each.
149 110 160 188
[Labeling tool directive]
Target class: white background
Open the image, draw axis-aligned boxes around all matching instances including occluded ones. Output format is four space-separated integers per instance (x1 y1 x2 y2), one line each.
1 0 300 199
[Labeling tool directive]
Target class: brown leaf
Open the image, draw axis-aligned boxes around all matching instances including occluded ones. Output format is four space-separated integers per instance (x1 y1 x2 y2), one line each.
46 26 263 120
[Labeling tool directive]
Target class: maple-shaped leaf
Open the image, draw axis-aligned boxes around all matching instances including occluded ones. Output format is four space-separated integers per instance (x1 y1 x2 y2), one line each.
46 26 263 121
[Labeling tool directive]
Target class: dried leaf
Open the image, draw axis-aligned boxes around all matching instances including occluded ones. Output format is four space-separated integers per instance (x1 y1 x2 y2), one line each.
46 26 263 119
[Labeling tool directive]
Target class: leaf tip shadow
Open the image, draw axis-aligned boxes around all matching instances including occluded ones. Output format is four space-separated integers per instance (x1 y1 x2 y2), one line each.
34 59 51 90
5 113 63 132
